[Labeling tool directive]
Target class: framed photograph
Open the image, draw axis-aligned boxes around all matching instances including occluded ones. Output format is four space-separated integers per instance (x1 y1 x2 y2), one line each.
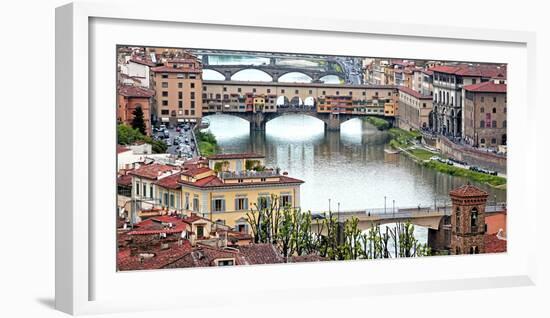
56 2 537 315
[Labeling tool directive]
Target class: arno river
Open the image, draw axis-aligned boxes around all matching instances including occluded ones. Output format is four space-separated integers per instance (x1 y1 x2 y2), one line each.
203 114 506 213
200 53 506 242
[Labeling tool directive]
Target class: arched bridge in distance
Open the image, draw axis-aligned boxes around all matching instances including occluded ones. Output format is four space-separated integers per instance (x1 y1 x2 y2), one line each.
201 54 346 83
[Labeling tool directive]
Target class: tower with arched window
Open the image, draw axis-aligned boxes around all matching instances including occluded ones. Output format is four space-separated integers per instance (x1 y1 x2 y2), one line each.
449 184 489 255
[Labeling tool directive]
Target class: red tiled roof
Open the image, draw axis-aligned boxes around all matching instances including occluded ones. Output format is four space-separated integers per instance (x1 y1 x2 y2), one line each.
117 174 132 186
118 85 154 98
181 166 211 177
449 184 489 198
237 244 284 265
128 163 179 180
151 66 202 73
162 244 248 268
154 172 182 190
399 86 432 100
129 57 156 67
464 81 507 93
117 240 193 271
127 216 190 236
484 233 507 254
183 214 211 224
430 64 506 79
207 153 265 160
117 145 131 154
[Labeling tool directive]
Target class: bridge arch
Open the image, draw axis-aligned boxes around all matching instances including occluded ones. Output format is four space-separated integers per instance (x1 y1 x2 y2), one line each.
276 96 290 107
319 74 342 84
289 96 303 107
304 96 315 107
231 68 272 82
202 69 225 81
277 71 313 83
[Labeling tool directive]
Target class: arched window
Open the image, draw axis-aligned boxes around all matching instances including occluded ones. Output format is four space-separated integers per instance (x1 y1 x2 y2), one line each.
492 107 496 113
455 208 461 233
470 208 478 232
480 138 486 144
480 107 485 113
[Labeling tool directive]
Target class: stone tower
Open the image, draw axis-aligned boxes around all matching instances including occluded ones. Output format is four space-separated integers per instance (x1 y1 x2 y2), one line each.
449 184 488 255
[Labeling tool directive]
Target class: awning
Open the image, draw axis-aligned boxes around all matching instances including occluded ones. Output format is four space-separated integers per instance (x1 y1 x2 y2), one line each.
161 117 169 122
177 118 186 122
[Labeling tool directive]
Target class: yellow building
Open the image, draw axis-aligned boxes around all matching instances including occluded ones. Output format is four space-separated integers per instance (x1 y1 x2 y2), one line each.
181 156 303 233
149 154 304 233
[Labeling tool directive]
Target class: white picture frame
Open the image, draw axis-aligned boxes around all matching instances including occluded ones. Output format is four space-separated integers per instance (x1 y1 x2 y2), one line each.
55 1 537 315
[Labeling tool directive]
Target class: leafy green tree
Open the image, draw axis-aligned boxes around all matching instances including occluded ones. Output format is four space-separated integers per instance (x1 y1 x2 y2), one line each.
131 106 147 135
117 124 167 154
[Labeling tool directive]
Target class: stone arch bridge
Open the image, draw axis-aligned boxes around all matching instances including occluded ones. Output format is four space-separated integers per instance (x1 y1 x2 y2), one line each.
203 64 345 82
204 108 392 131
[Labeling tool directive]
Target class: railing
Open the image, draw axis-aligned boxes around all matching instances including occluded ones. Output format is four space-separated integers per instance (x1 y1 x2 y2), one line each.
219 169 281 179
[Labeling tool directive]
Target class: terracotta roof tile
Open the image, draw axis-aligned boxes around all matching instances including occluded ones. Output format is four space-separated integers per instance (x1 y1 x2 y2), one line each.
118 85 154 98
464 81 507 93
128 163 179 180
449 184 489 198
399 86 433 100
484 233 507 254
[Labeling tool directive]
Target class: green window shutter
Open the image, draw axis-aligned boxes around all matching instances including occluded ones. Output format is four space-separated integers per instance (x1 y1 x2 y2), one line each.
211 200 216 212
222 199 226 212
244 198 248 210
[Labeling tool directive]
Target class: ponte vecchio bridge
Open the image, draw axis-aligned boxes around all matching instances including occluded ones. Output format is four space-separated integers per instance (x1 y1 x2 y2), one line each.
201 80 398 131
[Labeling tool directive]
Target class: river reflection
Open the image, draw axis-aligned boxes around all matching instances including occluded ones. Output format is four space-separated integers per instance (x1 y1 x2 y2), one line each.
203 114 506 213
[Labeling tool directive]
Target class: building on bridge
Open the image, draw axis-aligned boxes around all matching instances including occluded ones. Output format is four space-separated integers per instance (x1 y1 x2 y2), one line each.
201 80 398 130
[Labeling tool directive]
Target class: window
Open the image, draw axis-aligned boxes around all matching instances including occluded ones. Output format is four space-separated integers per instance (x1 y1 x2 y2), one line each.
143 184 147 198
161 109 169 115
196 225 204 238
492 107 496 113
349 91 353 96
235 197 248 211
177 73 184 79
480 120 485 128
336 91 340 96
503 120 507 128
472 79 477 84
161 82 168 88
190 101 195 108
203 86 207 91
257 196 270 210
281 194 292 207
322 90 326 95
178 101 183 108
455 208 460 233
481 97 484 102
470 208 478 232
480 138 486 144
169 193 175 208
238 88 242 93
162 91 168 97
223 87 227 92
237 224 247 233
388 92 391 96
295 90 299 94
150 185 153 199
216 259 234 266
492 120 497 128
190 83 195 88
193 196 199 212
253 88 256 93
281 89 285 93
161 74 168 79
178 91 183 99
491 138 497 144
480 107 484 113
190 92 195 100
212 198 225 212
163 192 169 206
178 82 182 88
135 181 140 195
469 246 479 254
493 97 497 103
